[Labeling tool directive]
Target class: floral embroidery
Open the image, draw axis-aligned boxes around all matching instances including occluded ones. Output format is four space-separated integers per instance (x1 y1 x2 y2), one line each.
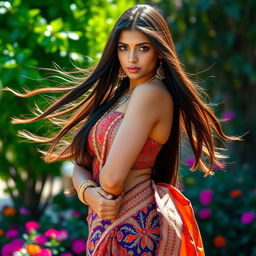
117 203 160 254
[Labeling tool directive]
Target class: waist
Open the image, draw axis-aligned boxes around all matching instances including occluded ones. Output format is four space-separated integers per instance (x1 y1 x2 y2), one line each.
123 168 152 193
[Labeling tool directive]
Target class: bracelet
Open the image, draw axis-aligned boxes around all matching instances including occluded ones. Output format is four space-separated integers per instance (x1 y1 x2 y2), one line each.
78 180 97 205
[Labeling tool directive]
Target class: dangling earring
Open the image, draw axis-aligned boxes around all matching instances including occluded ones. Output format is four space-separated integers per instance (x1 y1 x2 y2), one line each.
118 66 128 80
155 59 165 80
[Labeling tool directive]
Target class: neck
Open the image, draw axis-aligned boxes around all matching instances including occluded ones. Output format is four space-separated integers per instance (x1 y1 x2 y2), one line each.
128 74 156 93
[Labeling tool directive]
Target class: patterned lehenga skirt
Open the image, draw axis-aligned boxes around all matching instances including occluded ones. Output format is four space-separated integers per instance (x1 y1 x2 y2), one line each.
86 179 204 256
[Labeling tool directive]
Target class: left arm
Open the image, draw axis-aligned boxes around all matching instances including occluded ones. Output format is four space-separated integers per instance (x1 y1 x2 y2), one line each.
99 84 166 196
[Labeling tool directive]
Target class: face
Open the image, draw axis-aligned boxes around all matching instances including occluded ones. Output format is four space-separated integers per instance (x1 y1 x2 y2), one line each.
117 30 161 86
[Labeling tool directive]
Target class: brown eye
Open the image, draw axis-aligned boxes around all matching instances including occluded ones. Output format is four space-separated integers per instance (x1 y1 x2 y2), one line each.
118 45 127 51
139 46 150 51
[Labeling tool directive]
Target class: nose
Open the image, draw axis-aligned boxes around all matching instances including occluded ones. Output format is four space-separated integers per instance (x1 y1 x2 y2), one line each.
128 49 138 63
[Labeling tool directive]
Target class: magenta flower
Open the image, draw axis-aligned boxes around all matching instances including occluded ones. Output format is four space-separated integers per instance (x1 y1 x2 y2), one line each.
71 239 86 254
185 156 195 168
26 221 40 232
1 239 24 256
222 110 235 122
6 228 19 238
35 248 52 256
198 208 212 219
35 234 48 245
61 253 73 256
200 189 213 205
241 211 255 224
19 207 31 215
44 229 59 239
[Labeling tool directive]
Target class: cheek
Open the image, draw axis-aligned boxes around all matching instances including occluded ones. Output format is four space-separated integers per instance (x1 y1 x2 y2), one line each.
117 52 126 66
142 53 158 68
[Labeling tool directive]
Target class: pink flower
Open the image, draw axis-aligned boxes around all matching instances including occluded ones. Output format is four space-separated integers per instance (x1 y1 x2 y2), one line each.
44 229 59 239
34 235 48 245
61 253 73 256
185 156 195 168
35 248 52 256
241 211 255 224
71 239 86 254
1 239 24 256
198 208 212 219
26 221 40 232
6 228 19 238
19 207 31 215
222 110 235 122
200 189 213 205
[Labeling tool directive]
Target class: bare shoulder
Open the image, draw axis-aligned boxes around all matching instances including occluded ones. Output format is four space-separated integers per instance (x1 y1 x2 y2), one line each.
130 79 173 113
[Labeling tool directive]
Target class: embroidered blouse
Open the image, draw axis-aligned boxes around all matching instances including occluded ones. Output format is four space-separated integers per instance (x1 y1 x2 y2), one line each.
87 111 163 181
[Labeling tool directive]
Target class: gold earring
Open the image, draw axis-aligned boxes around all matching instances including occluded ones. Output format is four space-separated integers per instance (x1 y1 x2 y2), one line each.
118 66 128 80
155 59 165 80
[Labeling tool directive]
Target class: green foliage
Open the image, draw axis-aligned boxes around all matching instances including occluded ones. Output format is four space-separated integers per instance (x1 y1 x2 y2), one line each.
147 0 256 166
0 0 135 216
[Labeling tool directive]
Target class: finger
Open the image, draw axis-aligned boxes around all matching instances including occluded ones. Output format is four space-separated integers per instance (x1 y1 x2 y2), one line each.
99 211 119 220
98 188 114 200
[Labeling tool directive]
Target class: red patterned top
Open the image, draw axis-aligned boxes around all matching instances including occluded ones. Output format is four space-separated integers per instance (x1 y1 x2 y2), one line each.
87 111 163 181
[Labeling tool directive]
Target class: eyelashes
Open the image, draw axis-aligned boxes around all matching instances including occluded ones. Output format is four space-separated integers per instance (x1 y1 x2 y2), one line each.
118 45 150 52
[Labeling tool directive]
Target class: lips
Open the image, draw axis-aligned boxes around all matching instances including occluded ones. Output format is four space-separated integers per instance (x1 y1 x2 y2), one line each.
127 66 141 73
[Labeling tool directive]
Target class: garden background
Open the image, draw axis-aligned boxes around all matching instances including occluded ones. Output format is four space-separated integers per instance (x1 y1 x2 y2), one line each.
0 0 255 255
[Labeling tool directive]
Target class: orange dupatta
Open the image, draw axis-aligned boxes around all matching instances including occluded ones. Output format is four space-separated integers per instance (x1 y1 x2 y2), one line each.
159 183 205 256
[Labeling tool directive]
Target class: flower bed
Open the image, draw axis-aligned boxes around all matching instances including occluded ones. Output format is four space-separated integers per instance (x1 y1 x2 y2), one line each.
0 194 88 256
182 160 256 255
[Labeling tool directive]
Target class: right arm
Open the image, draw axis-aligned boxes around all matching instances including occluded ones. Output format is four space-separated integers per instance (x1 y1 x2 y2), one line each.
72 163 124 220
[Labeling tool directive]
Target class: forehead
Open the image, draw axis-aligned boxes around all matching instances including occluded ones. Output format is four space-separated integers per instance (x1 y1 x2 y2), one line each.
118 30 150 44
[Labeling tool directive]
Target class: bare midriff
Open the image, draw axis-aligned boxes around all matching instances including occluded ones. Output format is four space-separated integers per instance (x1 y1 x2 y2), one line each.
123 168 152 193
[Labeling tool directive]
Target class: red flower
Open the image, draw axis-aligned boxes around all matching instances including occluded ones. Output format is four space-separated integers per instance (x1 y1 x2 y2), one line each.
230 189 243 198
213 235 227 248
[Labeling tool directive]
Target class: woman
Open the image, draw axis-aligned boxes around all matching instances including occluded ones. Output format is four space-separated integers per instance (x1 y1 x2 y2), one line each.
4 4 240 256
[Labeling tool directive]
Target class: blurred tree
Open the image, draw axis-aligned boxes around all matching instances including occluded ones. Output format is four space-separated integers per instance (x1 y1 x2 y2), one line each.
0 0 135 219
147 0 255 168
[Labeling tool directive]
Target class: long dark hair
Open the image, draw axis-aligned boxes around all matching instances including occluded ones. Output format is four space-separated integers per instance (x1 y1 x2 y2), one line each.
3 4 240 187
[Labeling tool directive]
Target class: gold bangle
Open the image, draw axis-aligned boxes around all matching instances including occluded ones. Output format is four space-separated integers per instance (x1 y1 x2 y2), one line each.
78 180 97 205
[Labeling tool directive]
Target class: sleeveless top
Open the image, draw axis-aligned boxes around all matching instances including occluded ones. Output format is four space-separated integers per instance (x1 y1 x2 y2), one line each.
87 111 163 179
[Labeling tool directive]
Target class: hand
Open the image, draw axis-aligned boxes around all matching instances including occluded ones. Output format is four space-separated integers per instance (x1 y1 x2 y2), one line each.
84 186 124 220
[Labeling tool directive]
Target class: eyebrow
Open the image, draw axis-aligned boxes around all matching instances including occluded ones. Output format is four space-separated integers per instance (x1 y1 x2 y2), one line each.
117 42 151 46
